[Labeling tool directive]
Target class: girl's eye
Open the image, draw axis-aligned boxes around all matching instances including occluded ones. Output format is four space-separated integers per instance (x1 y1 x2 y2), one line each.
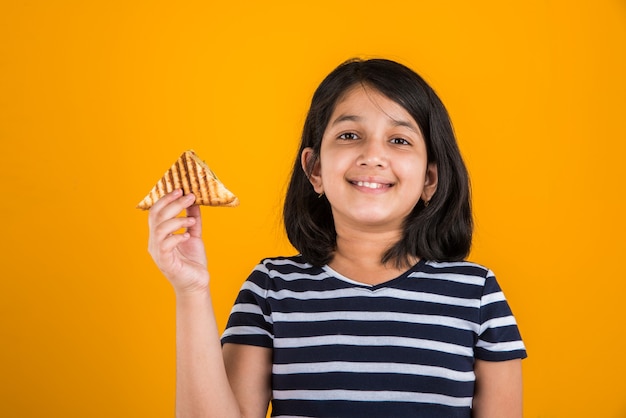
338 132 359 140
390 137 410 145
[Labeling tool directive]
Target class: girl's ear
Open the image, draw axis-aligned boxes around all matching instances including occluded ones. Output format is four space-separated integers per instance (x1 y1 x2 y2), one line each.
421 162 438 202
301 147 323 194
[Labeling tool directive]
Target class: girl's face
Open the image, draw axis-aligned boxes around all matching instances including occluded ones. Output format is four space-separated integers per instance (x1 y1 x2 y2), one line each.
303 84 438 233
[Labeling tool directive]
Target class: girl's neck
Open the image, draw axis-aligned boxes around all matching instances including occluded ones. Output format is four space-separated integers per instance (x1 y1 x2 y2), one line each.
329 228 417 286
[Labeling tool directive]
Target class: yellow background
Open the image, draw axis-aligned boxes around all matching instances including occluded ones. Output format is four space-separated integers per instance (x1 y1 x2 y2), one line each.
1 1 625 417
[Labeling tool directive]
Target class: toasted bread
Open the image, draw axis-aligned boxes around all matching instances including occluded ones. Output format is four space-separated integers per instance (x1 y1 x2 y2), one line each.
136 150 239 210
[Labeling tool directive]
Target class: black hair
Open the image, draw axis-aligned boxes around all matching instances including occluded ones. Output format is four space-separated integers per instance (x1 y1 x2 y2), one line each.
283 58 472 267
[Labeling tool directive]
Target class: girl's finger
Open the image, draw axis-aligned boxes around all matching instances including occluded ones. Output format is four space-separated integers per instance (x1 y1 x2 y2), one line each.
149 190 195 222
149 189 181 227
153 216 197 242
159 231 191 255
150 188 182 212
186 204 202 238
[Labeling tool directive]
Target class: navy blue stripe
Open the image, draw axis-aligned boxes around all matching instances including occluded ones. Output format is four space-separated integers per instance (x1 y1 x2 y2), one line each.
273 345 474 372
272 399 471 418
275 321 476 347
272 372 474 397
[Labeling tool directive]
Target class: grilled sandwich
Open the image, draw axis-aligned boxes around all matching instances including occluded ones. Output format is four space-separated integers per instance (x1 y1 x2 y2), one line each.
137 150 239 210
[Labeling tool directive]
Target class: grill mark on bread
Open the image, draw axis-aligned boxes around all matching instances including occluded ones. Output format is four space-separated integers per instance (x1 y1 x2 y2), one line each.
155 175 168 206
168 167 176 192
171 157 180 192
211 171 219 204
205 162 215 204
190 152 206 204
178 157 189 198
186 151 199 203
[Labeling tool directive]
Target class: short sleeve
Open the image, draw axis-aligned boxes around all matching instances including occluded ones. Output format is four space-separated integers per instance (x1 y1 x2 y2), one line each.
475 271 528 361
221 262 274 348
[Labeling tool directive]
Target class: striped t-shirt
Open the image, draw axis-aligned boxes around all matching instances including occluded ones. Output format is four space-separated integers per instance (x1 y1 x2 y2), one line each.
222 255 527 417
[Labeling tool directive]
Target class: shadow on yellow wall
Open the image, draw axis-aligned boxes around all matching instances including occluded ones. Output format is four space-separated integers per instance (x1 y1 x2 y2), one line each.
1 1 625 417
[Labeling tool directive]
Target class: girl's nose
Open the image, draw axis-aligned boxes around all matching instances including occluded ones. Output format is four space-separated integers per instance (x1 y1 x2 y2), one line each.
357 139 388 167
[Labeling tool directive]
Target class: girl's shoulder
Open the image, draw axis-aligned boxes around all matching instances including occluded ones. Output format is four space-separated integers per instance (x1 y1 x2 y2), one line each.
251 254 325 279
416 260 507 299
412 259 503 295
256 254 315 271
420 259 493 278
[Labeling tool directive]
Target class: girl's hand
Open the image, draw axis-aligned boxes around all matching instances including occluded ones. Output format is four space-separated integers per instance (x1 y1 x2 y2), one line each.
148 189 209 294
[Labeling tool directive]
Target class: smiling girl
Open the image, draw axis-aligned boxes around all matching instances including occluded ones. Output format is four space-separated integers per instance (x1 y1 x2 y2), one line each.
147 58 527 417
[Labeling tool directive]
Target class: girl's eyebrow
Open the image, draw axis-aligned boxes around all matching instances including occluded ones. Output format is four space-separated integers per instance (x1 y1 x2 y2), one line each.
331 114 421 135
390 119 419 133
332 114 419 134
331 114 361 125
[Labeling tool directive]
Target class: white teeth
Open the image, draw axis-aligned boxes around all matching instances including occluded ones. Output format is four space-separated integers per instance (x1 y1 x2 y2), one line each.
355 181 385 189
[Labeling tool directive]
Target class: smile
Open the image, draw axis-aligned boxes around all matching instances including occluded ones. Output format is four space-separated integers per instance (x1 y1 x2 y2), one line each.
352 181 392 189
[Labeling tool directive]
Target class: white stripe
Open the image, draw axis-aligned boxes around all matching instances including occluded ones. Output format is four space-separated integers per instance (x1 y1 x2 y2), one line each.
254 259 323 282
275 335 474 357
480 315 518 332
408 272 485 286
475 339 526 352
426 260 485 270
273 389 472 407
221 325 273 340
268 271 329 281
481 291 505 306
272 311 479 333
229 303 273 324
264 258 312 269
240 281 267 298
273 361 475 382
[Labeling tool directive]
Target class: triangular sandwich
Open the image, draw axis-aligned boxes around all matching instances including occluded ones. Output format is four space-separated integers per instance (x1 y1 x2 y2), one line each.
137 150 239 210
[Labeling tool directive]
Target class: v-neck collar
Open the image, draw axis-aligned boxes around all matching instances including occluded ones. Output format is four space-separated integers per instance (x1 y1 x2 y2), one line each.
321 258 426 290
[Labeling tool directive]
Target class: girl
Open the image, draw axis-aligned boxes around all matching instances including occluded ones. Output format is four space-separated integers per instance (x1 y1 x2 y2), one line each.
148 58 527 418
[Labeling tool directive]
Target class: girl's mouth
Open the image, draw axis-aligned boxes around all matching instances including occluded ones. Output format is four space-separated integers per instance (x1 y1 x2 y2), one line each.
351 181 393 189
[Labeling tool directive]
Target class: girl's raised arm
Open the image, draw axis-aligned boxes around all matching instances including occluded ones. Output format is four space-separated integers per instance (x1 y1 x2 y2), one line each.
148 190 271 418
